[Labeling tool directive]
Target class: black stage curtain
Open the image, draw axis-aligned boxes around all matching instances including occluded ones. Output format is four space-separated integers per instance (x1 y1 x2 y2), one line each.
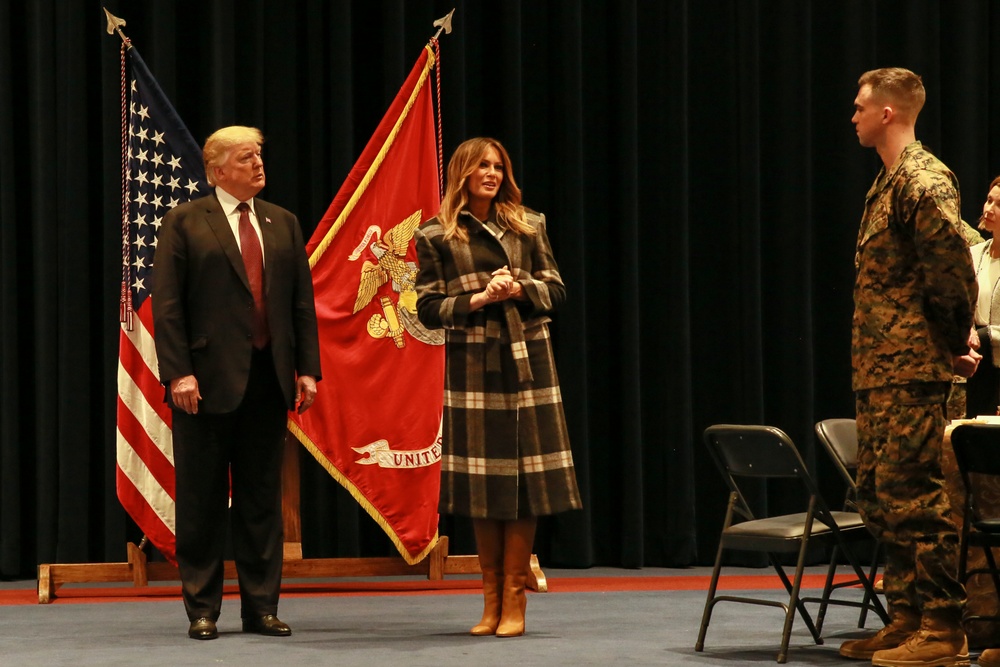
3 0 1000 579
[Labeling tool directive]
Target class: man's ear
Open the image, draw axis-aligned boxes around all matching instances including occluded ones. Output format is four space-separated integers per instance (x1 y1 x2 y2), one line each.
881 105 895 124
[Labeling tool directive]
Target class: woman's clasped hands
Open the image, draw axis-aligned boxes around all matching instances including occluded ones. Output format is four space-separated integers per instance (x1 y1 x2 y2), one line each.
484 265 519 302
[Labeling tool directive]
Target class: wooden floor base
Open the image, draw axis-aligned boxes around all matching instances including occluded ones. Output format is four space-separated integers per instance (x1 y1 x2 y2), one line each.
36 536 547 604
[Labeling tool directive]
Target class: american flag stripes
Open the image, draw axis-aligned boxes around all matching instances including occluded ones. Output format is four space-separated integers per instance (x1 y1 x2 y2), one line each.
115 48 209 563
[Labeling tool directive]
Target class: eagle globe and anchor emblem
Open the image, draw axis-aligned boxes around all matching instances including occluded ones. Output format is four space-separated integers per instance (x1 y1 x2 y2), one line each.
348 210 444 348
347 210 444 470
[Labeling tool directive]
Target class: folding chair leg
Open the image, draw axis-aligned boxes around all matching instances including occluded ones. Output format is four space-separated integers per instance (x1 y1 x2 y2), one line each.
774 543 823 664
857 545 880 628
771 555 821 646
984 546 1000 600
842 538 889 624
814 545 840 636
695 530 728 652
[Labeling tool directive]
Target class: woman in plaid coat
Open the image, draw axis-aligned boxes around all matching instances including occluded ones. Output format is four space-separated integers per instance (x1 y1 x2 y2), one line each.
414 138 581 638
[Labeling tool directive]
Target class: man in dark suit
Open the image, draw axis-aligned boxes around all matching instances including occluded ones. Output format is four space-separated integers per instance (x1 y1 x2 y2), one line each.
152 125 321 640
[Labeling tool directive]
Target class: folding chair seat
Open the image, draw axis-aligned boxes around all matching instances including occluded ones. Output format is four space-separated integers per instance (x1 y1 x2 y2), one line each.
949 423 1000 630
812 418 882 633
696 424 888 664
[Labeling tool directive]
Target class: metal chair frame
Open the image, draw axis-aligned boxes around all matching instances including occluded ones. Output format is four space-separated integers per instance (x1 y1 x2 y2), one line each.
812 418 883 633
696 424 888 664
949 423 1000 629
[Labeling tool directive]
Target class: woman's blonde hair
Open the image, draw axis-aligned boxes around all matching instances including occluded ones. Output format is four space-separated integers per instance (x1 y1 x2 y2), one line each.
437 137 534 242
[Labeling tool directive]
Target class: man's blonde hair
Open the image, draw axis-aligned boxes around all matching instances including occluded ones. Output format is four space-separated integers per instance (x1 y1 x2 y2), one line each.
203 126 264 186
858 67 926 123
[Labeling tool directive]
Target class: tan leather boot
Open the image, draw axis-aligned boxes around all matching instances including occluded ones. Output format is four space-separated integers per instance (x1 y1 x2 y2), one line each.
496 518 536 638
871 610 970 667
979 648 1000 667
839 605 920 659
470 519 504 636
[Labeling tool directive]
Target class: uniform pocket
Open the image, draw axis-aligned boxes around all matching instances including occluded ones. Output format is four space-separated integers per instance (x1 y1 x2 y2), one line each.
858 203 890 248
892 382 949 406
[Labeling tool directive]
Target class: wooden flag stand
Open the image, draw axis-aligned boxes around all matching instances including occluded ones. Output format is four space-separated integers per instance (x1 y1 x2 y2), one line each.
37 435 547 603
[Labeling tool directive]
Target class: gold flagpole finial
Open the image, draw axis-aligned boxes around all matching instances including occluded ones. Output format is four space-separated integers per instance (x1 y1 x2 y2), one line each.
432 8 455 40
103 7 131 47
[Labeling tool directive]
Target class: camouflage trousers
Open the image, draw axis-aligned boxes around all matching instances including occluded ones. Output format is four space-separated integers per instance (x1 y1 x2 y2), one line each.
855 382 966 615
947 378 967 421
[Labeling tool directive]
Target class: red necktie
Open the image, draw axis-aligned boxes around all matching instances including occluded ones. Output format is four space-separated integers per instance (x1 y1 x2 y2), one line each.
237 202 270 349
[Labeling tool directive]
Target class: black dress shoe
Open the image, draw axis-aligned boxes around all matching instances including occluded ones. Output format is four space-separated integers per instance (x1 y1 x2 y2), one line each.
188 617 218 640
242 614 292 636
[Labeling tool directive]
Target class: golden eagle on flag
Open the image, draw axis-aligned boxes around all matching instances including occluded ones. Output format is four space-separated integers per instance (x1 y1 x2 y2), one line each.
288 44 445 563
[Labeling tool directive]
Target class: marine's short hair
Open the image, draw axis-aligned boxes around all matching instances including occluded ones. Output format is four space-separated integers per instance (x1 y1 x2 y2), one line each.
858 67 926 122
202 126 264 186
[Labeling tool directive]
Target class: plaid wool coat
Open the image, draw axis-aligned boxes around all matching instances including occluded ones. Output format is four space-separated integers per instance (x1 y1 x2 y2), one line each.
414 209 582 519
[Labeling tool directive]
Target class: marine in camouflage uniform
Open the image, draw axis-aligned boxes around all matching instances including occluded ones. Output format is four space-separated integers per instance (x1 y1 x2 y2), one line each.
851 141 977 661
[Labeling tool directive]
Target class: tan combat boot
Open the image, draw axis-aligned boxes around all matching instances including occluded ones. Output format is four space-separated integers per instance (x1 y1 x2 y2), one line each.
871 610 970 667
839 605 920 659
977 648 1000 667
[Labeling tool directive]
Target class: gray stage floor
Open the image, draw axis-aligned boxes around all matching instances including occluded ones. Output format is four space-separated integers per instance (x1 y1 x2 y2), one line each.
0 566 898 666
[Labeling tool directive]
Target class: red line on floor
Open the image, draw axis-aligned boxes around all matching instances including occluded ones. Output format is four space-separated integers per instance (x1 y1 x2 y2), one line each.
4 574 864 606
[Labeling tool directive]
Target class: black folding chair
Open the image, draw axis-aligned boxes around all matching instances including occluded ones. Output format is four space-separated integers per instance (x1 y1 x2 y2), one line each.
813 418 882 633
696 424 888 664
949 423 1000 629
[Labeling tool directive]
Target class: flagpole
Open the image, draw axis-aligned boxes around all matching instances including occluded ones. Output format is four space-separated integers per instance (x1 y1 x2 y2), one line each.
106 8 134 326
429 9 454 200
103 13 150 572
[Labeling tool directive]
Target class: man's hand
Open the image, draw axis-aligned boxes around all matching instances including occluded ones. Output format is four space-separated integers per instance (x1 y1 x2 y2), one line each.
295 375 318 414
969 327 982 350
170 375 202 414
954 348 983 378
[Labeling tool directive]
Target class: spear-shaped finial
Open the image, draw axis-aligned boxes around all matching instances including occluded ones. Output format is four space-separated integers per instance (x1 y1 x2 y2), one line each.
103 7 131 47
432 8 455 40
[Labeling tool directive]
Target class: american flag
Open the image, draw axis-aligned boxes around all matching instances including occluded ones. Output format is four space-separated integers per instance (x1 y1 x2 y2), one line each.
115 47 209 563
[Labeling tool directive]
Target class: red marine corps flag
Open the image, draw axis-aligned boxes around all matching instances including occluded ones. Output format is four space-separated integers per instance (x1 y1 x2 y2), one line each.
288 42 445 563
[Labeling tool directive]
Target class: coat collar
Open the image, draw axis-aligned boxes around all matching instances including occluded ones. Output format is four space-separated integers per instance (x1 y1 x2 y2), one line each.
865 140 923 204
201 193 274 295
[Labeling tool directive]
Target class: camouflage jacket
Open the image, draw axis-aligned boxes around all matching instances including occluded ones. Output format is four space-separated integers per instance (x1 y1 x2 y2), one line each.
852 141 977 391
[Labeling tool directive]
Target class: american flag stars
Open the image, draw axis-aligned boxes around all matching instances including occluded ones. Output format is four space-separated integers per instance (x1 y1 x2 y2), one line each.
125 79 209 305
